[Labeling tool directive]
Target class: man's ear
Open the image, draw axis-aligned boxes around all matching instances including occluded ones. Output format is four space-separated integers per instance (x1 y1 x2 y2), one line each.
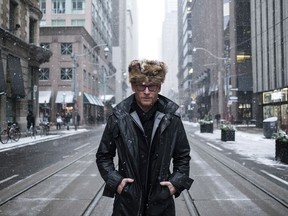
158 85 162 92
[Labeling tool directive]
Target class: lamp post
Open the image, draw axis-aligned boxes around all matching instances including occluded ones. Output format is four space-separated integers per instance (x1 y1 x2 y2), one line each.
102 66 107 124
71 43 109 102
62 92 66 116
101 64 116 124
70 43 109 127
193 47 231 120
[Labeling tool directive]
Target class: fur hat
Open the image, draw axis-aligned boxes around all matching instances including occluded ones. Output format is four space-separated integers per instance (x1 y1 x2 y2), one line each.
128 59 167 85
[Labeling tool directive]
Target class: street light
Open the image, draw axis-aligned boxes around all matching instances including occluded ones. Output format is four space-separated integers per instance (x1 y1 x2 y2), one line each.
102 65 116 124
71 44 109 127
71 44 109 98
193 47 231 120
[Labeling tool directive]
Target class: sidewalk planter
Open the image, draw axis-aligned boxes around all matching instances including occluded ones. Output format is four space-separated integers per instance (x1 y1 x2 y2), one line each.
200 123 213 133
220 121 236 141
221 129 235 141
199 115 213 133
275 139 288 164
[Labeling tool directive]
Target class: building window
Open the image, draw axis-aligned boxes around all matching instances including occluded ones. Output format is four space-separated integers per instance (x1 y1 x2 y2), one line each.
51 19 66 26
29 18 37 44
40 0 46 14
9 0 19 32
61 68 73 80
39 68 50 80
40 43 50 50
61 43 72 55
71 19 85 26
40 20 46 27
72 0 84 11
52 0 65 14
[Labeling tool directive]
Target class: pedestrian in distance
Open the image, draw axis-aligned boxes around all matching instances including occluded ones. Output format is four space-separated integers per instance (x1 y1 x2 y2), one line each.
65 113 71 130
56 113 62 130
77 113 80 126
96 59 193 216
26 111 35 130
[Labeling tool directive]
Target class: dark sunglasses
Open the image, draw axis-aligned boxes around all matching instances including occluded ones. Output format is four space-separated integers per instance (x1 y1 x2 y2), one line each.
135 85 159 92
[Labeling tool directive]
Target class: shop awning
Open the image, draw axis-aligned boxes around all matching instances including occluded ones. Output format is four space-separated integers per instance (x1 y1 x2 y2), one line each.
84 92 104 106
7 55 25 98
93 95 104 106
39 91 52 104
84 92 96 105
55 91 74 103
0 51 6 95
100 95 115 103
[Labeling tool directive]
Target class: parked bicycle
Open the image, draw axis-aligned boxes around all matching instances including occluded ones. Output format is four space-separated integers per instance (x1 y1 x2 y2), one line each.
39 121 50 136
0 122 21 144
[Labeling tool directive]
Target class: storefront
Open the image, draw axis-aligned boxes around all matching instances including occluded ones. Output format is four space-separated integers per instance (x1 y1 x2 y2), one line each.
55 91 75 118
38 91 52 121
83 92 104 124
262 88 288 131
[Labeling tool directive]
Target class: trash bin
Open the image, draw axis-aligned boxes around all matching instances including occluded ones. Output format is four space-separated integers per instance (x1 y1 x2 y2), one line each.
263 117 277 139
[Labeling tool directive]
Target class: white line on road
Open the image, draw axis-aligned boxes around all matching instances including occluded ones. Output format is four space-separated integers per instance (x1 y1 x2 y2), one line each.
0 174 19 184
206 142 223 151
74 142 90 151
261 170 288 186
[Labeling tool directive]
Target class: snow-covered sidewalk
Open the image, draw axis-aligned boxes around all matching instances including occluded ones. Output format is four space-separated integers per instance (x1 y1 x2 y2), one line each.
0 128 88 152
184 121 287 168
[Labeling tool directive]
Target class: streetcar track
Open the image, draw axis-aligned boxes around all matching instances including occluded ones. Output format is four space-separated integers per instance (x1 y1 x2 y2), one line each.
82 182 106 216
6 126 287 215
0 145 112 216
182 190 201 216
0 129 111 215
190 133 288 210
1 139 202 215
0 146 98 207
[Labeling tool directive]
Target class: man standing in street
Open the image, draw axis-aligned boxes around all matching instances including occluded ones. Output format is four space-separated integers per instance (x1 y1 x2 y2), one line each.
96 59 193 216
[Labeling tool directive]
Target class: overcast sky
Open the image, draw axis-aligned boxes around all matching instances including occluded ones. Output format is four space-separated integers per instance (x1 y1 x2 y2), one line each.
137 0 165 60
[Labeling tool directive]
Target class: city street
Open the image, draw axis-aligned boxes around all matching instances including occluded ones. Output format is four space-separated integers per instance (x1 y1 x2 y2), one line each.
0 122 287 215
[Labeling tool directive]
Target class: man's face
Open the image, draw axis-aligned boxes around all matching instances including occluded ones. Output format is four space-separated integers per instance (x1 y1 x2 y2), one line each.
132 83 161 112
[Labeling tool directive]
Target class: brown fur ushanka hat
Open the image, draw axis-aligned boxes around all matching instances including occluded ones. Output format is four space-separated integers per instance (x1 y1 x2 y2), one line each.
128 59 167 85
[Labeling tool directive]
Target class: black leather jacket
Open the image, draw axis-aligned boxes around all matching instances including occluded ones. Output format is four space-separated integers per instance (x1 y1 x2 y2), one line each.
96 94 193 216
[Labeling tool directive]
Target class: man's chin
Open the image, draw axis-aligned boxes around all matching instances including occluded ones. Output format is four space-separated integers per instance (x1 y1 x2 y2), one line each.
139 101 154 108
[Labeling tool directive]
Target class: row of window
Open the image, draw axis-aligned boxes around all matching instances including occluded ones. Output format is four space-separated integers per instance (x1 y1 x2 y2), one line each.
40 0 85 14
39 67 99 91
41 42 73 55
39 68 73 80
39 68 98 85
40 42 98 62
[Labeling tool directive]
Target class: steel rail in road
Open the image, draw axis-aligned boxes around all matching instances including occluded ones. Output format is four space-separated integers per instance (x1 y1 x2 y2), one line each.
0 137 199 216
0 145 98 208
187 130 288 215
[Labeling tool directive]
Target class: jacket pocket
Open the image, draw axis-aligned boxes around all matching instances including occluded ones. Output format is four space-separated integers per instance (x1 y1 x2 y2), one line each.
115 183 140 214
149 184 171 203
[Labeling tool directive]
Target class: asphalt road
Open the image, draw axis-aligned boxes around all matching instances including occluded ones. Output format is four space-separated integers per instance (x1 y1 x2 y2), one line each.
0 130 97 191
0 124 287 215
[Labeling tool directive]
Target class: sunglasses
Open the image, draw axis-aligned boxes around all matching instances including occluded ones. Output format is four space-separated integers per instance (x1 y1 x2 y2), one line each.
135 85 159 92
